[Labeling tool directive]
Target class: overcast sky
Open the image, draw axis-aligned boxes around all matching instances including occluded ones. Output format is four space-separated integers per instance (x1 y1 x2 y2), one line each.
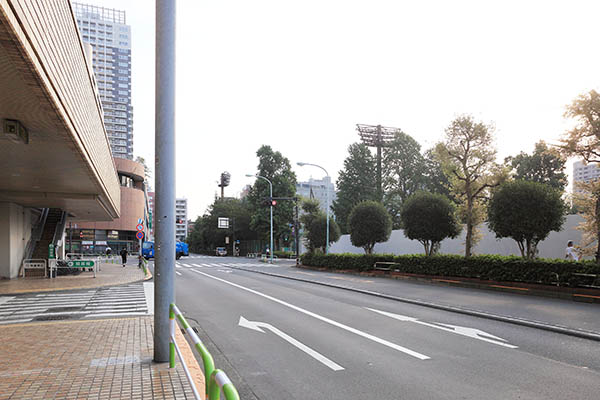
87 0 599 220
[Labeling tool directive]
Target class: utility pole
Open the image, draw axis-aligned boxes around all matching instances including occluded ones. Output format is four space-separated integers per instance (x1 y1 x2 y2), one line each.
356 124 396 201
154 0 176 363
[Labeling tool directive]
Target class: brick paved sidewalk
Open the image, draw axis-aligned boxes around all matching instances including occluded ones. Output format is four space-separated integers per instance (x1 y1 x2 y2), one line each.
0 262 150 295
0 316 204 399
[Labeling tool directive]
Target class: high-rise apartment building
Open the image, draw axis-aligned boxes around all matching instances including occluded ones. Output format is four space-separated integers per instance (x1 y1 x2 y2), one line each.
573 160 600 192
73 2 133 159
147 193 188 242
175 199 188 242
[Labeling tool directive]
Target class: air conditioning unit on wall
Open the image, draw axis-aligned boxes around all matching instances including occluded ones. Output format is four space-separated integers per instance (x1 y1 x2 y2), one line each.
2 119 29 144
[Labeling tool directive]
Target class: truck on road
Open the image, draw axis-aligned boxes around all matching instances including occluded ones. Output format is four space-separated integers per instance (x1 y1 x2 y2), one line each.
142 241 189 260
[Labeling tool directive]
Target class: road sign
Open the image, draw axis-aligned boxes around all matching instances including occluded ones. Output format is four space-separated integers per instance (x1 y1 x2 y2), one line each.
136 231 145 240
138 218 143 224
136 224 144 232
67 260 95 268
48 244 55 259
218 217 229 229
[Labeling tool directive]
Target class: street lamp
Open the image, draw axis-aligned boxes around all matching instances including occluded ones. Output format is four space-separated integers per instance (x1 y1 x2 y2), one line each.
297 162 330 254
246 173 274 264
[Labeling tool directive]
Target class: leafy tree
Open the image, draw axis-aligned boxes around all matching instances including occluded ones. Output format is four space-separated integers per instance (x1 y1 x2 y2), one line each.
488 181 566 259
400 191 461 256
436 115 503 257
348 201 392 254
560 90 600 261
505 141 567 192
300 198 341 252
422 147 452 199
247 145 297 248
382 131 427 228
332 143 378 234
186 198 255 254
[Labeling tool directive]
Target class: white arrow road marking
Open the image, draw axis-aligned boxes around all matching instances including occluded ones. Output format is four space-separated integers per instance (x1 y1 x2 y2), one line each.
366 308 518 349
190 269 429 360
239 316 344 371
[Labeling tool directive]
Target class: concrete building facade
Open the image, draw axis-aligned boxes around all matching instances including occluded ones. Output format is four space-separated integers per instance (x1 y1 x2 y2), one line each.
295 177 337 215
0 0 120 278
147 194 188 242
73 2 133 160
573 160 600 192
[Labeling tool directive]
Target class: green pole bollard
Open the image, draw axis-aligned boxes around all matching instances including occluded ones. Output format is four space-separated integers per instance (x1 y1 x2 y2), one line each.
169 304 175 368
208 369 240 400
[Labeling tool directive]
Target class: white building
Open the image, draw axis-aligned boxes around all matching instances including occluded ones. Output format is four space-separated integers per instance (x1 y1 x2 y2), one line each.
296 177 337 214
573 160 600 192
73 3 134 160
175 198 188 242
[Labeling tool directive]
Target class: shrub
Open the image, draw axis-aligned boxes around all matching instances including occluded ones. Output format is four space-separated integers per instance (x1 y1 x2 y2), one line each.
300 253 600 287
488 180 566 259
400 191 461 256
348 201 392 254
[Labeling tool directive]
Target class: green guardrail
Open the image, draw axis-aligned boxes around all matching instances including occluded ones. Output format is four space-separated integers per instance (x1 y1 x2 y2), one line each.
170 304 240 400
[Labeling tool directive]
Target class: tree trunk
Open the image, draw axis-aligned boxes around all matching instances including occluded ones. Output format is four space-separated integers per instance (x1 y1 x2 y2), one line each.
465 193 473 258
517 241 525 259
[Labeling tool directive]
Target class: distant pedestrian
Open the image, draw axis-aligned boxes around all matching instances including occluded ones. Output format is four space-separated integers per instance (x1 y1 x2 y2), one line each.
105 247 112 256
120 248 128 267
565 241 579 261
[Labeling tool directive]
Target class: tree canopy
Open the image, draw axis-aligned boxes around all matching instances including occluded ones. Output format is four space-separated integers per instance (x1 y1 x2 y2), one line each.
382 131 427 228
505 141 567 192
560 89 600 163
247 145 297 247
436 115 503 257
348 201 392 254
400 191 461 256
488 181 566 259
331 143 378 234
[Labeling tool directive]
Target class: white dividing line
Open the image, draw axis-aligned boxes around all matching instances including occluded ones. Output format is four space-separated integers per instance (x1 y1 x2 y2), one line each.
191 269 429 360
83 312 149 318
0 318 32 325
176 271 182 276
144 282 154 315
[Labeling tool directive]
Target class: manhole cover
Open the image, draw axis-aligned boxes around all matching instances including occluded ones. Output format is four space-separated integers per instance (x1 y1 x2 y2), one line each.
34 315 74 321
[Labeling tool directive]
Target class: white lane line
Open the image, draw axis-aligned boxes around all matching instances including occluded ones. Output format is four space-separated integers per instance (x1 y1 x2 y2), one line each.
0 318 32 325
190 269 430 360
143 282 154 315
176 271 182 276
175 265 182 269
83 312 148 318
180 264 194 268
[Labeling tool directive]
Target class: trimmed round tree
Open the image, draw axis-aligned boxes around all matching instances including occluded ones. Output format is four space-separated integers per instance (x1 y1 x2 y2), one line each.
306 215 341 252
348 201 392 254
400 191 461 256
488 180 566 259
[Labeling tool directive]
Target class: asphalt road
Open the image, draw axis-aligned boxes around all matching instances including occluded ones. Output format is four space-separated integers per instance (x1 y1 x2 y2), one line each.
163 255 600 400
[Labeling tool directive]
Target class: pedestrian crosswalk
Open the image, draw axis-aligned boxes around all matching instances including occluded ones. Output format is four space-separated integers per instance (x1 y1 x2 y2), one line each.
0 283 150 325
176 261 281 269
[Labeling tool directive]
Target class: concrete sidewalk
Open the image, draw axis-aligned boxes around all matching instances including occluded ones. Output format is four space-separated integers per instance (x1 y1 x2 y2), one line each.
0 261 150 295
0 316 203 399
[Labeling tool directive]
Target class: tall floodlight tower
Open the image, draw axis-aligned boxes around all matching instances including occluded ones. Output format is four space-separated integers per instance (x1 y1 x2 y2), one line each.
218 171 231 199
356 124 397 201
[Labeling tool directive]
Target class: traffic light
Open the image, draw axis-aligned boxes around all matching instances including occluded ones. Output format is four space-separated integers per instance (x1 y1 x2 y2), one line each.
271 199 277 206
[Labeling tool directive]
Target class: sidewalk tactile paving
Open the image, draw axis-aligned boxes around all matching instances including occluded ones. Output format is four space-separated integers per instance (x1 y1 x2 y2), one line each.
0 317 196 399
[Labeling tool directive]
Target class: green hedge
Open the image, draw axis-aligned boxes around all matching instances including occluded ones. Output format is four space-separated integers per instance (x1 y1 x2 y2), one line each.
274 250 295 259
300 253 600 287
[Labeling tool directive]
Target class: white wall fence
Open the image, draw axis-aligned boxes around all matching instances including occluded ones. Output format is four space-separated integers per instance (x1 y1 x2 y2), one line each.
328 214 584 259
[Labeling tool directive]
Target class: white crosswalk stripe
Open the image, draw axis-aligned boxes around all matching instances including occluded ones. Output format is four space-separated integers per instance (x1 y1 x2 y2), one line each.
0 283 149 325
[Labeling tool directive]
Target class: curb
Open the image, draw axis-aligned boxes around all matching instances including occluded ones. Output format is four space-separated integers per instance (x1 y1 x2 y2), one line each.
225 265 600 343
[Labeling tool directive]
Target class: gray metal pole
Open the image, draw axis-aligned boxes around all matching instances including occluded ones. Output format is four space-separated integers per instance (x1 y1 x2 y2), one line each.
325 172 329 254
269 181 273 264
154 0 176 363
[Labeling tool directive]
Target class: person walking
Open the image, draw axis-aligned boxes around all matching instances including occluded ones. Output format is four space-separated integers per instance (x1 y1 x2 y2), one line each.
565 241 580 261
120 248 128 267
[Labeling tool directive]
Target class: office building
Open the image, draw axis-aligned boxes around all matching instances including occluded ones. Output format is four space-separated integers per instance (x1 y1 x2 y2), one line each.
573 160 600 192
295 177 337 215
73 2 133 159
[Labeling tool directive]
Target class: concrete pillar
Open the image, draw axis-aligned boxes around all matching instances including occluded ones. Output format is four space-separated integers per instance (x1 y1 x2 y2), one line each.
0 202 32 279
